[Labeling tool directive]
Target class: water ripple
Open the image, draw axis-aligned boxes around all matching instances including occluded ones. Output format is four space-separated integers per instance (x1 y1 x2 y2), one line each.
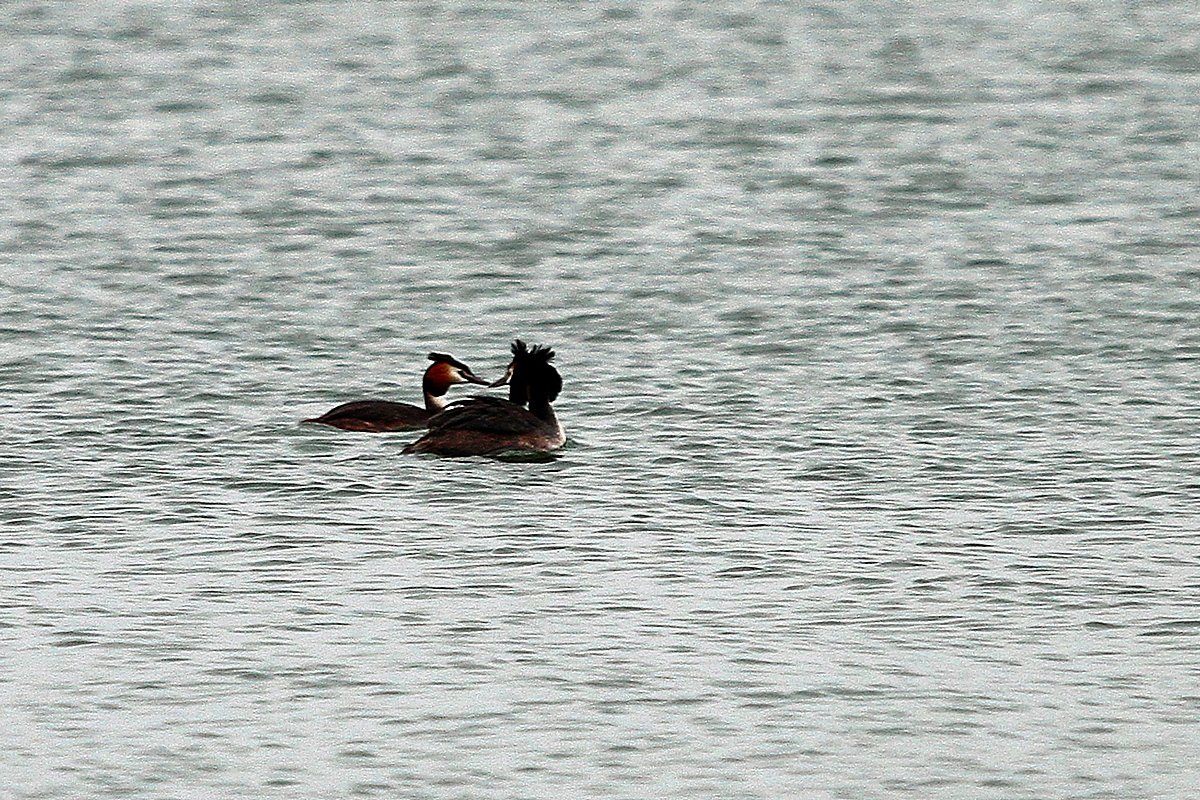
4 1 1200 798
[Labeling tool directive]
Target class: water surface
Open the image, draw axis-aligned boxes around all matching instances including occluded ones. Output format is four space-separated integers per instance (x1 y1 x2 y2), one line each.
3 1 1199 797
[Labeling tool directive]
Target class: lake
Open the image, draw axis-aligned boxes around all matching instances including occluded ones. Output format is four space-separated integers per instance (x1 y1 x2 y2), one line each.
3 1 1199 797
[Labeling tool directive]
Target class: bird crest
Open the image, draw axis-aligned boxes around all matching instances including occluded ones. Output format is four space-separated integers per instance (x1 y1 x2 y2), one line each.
511 339 555 363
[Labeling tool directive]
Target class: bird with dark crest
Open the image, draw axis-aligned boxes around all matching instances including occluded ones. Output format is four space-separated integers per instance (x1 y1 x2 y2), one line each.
403 340 566 456
302 352 489 432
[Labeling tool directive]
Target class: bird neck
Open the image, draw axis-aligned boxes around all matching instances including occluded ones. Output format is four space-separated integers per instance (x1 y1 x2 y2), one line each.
423 369 451 412
527 388 556 422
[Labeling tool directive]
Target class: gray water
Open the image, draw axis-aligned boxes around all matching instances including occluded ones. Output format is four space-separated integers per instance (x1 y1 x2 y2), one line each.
3 1 1199 797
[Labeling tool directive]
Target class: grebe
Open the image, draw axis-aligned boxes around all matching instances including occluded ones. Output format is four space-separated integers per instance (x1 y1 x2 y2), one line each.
403 340 565 456
302 352 488 432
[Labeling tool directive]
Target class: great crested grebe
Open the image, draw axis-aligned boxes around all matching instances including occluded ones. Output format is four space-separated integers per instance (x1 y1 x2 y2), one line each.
403 340 565 456
302 352 488 432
